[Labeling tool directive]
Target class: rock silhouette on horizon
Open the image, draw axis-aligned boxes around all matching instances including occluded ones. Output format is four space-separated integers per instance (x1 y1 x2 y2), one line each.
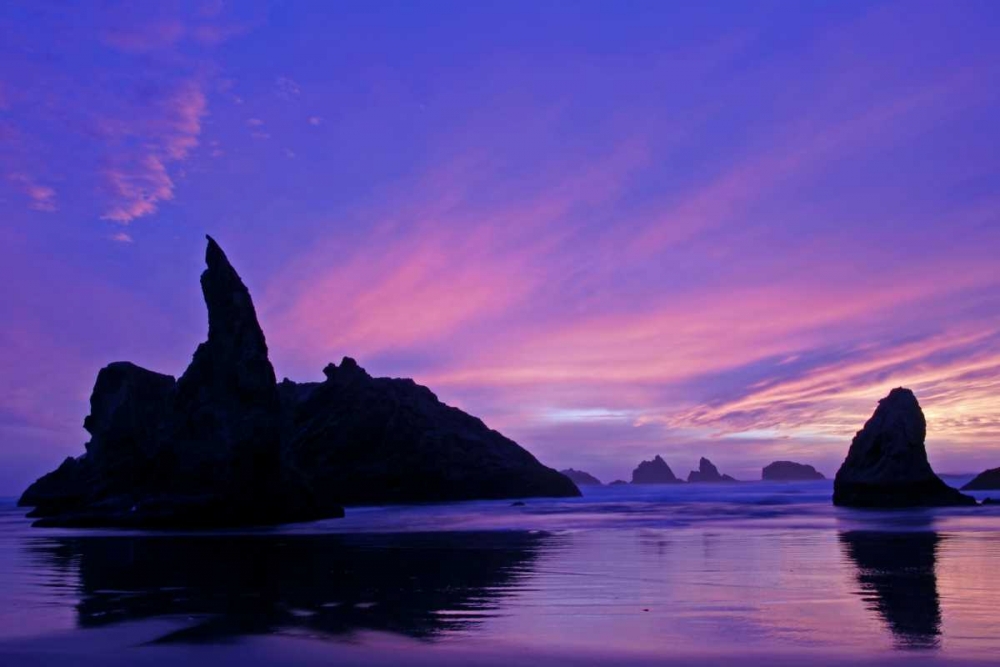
631 455 682 484
833 388 974 508
560 469 602 485
687 457 737 483
761 461 825 481
19 236 578 527
961 467 1000 491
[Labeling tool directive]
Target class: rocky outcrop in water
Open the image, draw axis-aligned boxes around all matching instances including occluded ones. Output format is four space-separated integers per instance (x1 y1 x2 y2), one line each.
609 479 628 486
833 388 974 508
559 469 602 485
761 461 825 481
280 358 578 505
19 236 578 527
687 457 736 483
631 455 682 484
961 467 1000 491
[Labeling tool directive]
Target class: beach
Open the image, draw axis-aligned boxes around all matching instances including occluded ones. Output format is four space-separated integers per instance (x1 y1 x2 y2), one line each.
2 480 999 665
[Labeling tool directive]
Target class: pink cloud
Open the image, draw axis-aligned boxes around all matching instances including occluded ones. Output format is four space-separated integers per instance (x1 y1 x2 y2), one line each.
6 173 57 212
100 81 207 223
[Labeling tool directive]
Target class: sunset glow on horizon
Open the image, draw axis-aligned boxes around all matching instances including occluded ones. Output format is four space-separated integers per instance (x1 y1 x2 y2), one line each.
1 1 998 492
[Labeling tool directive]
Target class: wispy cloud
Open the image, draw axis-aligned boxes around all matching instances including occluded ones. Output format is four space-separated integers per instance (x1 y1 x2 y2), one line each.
100 81 208 223
7 173 57 212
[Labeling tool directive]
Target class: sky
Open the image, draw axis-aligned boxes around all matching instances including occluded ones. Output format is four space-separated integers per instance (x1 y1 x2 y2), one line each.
1 0 998 493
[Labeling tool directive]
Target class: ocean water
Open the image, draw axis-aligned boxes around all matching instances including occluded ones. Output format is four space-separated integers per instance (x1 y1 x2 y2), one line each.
1 479 1000 666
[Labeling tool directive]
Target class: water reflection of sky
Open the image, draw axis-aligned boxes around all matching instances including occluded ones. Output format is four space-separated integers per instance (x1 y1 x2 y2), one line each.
1 483 1000 662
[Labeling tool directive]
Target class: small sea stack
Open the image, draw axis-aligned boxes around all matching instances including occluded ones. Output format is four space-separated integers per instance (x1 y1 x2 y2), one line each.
631 455 682 484
687 457 736 483
962 467 1000 491
762 461 825 481
832 388 974 508
559 469 602 485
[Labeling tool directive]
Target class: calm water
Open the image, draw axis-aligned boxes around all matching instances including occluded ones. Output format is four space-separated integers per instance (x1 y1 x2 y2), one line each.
2 479 999 666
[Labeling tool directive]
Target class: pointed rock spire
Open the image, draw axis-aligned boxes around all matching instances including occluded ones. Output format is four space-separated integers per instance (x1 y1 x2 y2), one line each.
180 235 276 396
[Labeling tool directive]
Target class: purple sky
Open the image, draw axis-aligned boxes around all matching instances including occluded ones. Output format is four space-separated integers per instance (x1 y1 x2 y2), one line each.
1 1 999 493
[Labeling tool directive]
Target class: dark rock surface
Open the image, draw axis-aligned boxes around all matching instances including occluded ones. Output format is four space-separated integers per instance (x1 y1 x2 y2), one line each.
761 460 826 481
833 388 974 508
961 467 1000 491
609 479 628 486
280 358 579 505
631 455 682 484
20 236 578 527
687 457 736 483
559 469 602 485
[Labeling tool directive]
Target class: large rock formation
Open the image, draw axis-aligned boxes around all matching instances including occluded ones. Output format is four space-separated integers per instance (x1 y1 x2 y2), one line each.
19 236 578 527
687 457 736 483
559 469 602 485
280 358 578 505
762 461 825 481
961 467 1000 491
833 388 974 508
631 455 682 484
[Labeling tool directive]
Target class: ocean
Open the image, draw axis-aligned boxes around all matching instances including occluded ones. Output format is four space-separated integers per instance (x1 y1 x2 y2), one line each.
1 479 999 666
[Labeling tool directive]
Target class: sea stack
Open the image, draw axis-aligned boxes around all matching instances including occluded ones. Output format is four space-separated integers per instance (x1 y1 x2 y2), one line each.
19 236 579 527
687 457 736 483
631 455 682 484
833 388 974 508
962 467 1000 491
762 461 825 481
560 469 602 485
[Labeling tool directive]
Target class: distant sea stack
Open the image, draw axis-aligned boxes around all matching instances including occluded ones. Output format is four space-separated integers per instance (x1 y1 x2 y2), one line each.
560 469 602 485
962 468 1000 491
631 455 682 484
833 388 974 508
762 461 825 481
19 236 579 528
687 457 736 483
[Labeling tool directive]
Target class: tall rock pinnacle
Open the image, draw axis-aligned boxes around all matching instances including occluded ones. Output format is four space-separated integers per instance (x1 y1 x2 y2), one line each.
833 388 974 507
173 236 282 512
182 235 276 394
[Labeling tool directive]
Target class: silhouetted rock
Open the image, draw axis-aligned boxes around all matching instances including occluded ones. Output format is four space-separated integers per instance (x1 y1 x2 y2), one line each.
609 479 628 486
20 238 327 528
761 461 825 481
982 498 999 505
631 455 681 484
833 388 974 508
687 457 736 483
280 359 578 505
20 236 577 526
962 467 1000 491
560 468 602 485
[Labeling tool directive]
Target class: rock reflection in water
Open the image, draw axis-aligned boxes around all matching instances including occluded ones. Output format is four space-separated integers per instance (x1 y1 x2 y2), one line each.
25 531 547 644
839 531 942 649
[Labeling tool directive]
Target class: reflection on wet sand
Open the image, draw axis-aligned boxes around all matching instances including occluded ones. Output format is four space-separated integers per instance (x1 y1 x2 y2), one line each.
25 531 547 644
839 531 942 649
